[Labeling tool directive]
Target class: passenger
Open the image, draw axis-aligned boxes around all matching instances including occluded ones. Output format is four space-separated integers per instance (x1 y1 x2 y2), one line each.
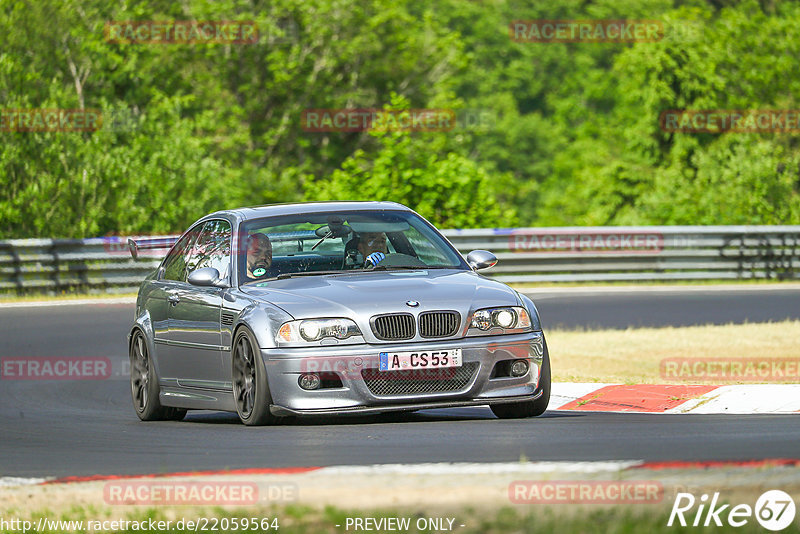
246 233 272 279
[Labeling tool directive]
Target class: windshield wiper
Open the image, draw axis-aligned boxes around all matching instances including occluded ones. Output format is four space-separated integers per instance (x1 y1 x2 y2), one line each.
275 270 348 279
270 266 457 280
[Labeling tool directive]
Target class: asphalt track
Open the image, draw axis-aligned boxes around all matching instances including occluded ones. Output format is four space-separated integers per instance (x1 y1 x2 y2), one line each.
525 286 800 330
1 287 799 478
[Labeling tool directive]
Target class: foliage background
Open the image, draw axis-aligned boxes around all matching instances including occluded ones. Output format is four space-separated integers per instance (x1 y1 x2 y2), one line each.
1 0 799 238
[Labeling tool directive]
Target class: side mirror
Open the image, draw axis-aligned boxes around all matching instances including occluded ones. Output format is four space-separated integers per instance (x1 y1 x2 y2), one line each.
187 267 224 287
466 250 498 271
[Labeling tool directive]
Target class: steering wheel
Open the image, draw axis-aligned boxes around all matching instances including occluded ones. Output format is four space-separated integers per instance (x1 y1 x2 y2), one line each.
365 253 428 269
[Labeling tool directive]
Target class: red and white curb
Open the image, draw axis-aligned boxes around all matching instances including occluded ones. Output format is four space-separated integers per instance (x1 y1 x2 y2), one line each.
551 383 800 414
3 459 800 489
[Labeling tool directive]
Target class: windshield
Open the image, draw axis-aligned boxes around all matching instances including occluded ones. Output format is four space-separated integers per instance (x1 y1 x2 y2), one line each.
238 210 467 284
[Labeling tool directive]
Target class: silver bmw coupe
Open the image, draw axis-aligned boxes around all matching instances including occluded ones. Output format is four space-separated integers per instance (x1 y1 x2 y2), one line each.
128 202 550 425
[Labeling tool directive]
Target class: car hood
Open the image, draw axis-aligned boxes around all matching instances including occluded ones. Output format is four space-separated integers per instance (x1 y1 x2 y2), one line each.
240 269 521 319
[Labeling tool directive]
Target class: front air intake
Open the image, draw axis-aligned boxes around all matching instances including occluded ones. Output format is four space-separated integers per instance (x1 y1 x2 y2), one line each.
419 310 460 338
371 313 415 341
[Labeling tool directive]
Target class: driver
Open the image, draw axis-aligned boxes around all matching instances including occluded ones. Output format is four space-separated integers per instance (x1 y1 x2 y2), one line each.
356 231 388 267
246 233 272 279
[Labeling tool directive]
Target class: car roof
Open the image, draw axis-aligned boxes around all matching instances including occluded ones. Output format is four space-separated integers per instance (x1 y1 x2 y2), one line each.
205 201 412 222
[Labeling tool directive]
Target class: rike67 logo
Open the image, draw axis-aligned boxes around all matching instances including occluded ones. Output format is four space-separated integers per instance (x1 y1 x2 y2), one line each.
668 490 796 531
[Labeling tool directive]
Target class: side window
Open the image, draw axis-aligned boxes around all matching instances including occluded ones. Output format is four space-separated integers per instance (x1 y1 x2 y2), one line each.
162 225 202 282
186 220 232 278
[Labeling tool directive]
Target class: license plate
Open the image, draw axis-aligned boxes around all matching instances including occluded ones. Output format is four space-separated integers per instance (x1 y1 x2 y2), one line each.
379 349 462 371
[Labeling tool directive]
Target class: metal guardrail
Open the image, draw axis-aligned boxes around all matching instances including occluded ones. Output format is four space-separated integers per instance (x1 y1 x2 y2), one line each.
0 236 168 293
1 226 799 293
443 226 800 283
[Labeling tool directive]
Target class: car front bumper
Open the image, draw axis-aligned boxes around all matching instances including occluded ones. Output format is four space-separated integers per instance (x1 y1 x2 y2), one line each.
261 331 545 415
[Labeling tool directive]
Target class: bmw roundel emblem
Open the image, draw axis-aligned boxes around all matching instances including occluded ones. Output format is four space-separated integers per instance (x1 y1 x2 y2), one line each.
406 300 420 307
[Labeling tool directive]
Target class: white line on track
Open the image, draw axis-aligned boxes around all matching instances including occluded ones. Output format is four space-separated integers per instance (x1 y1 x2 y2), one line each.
0 297 136 309
319 461 643 475
520 283 800 295
0 477 50 487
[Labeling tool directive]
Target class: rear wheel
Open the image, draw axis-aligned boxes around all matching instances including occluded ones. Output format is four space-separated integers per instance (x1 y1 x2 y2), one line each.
232 327 280 426
491 338 551 419
130 330 186 421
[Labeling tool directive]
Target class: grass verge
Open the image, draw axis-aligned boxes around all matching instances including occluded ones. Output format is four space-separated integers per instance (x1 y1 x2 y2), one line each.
548 320 800 384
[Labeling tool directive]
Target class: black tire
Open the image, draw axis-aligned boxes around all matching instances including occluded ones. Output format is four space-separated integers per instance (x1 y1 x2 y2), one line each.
232 327 280 426
491 337 551 419
130 330 187 422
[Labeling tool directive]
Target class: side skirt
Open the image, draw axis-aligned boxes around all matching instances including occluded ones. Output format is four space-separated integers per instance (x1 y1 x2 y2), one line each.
159 384 236 411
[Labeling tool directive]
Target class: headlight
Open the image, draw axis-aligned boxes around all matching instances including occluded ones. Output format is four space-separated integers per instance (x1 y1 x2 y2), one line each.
277 318 362 344
467 306 532 335
495 309 515 328
471 309 492 330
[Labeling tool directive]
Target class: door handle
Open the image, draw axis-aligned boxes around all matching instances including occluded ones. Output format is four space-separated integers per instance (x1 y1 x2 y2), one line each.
167 294 180 306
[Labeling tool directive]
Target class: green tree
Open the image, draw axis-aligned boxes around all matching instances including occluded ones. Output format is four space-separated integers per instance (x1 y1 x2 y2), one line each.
306 97 515 228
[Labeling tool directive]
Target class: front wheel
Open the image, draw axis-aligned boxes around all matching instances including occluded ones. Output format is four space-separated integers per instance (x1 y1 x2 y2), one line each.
232 327 280 426
491 338 551 419
130 330 186 422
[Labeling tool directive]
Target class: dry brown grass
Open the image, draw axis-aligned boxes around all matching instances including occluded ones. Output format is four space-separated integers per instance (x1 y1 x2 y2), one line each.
548 320 800 384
